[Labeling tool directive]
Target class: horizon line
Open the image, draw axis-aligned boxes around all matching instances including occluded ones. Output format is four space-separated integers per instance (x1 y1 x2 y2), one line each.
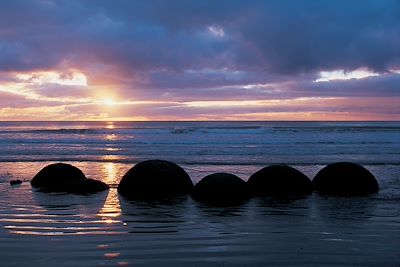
0 120 399 123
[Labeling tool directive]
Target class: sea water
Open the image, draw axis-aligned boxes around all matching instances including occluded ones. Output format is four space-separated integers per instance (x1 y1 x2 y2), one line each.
0 121 399 266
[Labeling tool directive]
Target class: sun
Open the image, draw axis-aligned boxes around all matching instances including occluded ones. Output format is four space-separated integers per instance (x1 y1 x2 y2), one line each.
102 98 116 106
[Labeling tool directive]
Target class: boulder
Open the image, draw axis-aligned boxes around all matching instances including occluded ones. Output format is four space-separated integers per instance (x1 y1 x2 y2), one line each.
31 163 85 190
117 160 193 199
68 178 109 195
313 162 379 196
31 163 109 194
192 173 250 206
10 179 22 185
247 165 313 196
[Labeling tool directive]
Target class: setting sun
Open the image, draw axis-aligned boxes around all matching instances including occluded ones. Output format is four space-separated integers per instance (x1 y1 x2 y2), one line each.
102 99 116 106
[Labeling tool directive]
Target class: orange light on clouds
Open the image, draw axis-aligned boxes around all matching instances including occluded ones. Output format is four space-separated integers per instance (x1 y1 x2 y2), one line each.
1 67 399 121
0 70 92 104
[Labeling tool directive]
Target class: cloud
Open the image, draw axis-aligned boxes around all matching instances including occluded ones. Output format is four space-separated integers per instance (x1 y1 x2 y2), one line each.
314 68 380 82
0 0 399 120
2 0 399 74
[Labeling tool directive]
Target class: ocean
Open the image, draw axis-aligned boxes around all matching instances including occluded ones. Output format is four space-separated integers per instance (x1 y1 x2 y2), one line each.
0 121 399 266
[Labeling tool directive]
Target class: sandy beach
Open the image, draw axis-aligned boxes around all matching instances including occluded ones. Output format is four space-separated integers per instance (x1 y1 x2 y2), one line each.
0 122 399 266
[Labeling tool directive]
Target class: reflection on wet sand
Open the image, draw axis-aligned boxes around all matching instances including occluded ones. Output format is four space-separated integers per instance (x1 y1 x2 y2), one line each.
97 162 122 224
312 195 377 225
194 201 250 217
1 162 127 236
5 190 122 236
252 195 313 217
118 196 192 234
97 189 122 222
2 164 127 236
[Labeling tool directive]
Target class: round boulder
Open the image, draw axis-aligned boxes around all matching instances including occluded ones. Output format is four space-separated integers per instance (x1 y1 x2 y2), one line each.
247 165 313 197
68 178 109 195
313 162 379 196
117 160 194 199
192 173 250 206
31 163 109 194
31 163 85 190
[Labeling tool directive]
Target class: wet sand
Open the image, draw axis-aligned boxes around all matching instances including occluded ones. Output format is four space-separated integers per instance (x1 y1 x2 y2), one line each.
0 162 399 266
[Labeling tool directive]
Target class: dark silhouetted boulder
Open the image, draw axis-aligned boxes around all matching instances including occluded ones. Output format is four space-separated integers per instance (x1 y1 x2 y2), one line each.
192 173 250 206
31 163 85 190
31 163 109 194
117 160 194 199
10 179 22 185
313 162 379 196
247 165 313 197
68 178 109 195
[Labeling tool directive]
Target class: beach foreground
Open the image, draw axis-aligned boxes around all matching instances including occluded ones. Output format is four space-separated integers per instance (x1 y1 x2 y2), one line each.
0 121 399 266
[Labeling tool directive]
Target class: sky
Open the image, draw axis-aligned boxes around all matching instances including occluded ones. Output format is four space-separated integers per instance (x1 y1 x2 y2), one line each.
0 0 399 121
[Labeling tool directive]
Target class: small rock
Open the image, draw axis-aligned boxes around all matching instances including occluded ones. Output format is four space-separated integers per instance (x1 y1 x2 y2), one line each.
10 179 22 185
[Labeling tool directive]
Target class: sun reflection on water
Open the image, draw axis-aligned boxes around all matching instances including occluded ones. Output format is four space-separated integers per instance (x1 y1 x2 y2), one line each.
97 189 122 220
105 147 120 152
101 155 120 161
104 162 117 184
97 163 122 222
105 134 117 141
106 122 115 129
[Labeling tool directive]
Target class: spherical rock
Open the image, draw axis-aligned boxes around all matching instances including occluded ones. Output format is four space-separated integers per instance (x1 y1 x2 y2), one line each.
10 179 22 185
117 160 194 199
31 163 86 191
247 165 313 197
31 163 109 194
192 173 250 206
313 162 379 196
68 178 110 194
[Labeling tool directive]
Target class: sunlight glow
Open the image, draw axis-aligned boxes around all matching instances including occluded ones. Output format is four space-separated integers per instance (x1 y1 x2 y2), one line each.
102 99 116 106
315 68 380 82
